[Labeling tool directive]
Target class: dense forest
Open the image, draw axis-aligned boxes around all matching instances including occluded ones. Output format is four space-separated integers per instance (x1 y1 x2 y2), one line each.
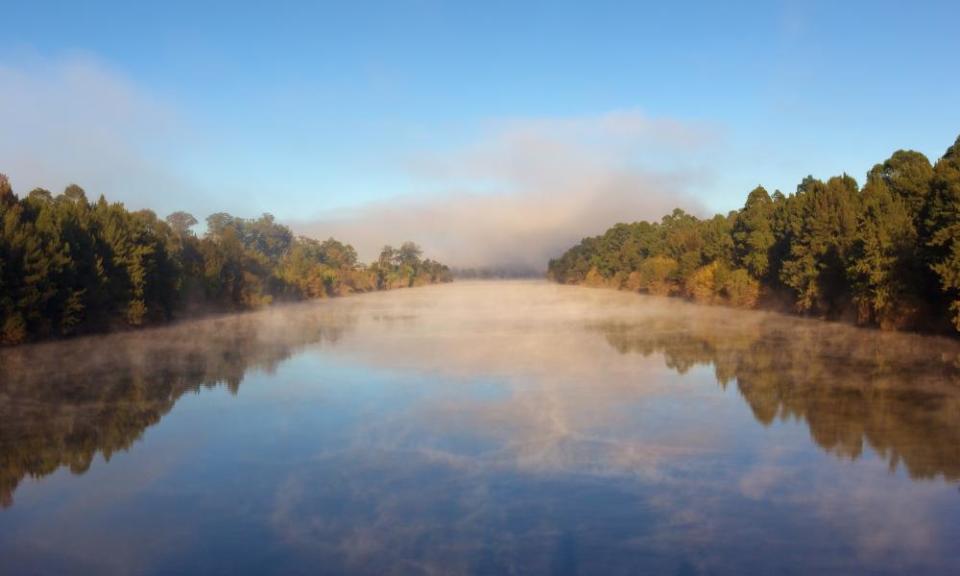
549 135 960 334
0 180 451 345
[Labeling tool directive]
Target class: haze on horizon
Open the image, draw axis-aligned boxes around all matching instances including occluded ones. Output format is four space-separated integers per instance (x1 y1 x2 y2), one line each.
2 1 959 270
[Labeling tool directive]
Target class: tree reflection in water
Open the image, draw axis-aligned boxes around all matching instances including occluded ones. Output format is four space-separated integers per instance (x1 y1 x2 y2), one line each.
596 314 960 481
2 281 959 516
0 301 356 507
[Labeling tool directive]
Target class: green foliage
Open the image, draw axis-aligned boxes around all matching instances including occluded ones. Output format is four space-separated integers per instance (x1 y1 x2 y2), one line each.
701 213 736 266
0 174 14 207
0 183 450 345
848 171 921 328
682 262 759 308
638 255 679 295
926 137 960 330
733 186 775 279
165 211 198 236
778 175 860 313
869 150 933 224
719 267 760 308
371 242 450 289
548 134 960 334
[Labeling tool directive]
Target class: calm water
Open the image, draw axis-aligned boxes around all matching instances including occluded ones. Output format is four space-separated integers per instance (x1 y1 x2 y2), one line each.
1 281 959 575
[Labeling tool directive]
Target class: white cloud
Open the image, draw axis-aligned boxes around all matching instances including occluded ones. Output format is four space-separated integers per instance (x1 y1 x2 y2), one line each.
293 110 720 271
0 54 199 216
0 57 722 265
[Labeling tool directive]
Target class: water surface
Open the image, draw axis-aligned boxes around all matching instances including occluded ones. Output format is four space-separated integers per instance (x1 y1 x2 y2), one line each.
2 281 959 575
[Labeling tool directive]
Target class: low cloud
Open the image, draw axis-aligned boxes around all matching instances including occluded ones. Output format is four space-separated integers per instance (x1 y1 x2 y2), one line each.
0 57 720 268
0 54 197 216
293 111 718 271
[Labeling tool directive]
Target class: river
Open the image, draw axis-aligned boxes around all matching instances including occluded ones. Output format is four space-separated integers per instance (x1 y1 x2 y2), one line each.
1 280 959 574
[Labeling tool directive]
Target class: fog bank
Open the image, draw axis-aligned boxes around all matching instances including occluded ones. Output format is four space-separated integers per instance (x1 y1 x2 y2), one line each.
0 55 205 216
293 111 716 271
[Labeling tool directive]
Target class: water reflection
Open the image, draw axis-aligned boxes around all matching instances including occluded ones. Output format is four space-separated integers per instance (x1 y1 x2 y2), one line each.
0 302 356 507
595 313 960 481
1 281 959 574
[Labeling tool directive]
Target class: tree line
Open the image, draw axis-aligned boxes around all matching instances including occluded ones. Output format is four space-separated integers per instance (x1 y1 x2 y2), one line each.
0 180 451 345
548 135 960 334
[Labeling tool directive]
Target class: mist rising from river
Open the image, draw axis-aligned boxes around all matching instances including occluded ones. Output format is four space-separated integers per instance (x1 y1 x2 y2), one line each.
3 281 960 574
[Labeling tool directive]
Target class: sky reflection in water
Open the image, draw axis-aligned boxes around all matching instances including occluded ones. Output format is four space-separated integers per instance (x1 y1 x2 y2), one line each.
1 281 959 575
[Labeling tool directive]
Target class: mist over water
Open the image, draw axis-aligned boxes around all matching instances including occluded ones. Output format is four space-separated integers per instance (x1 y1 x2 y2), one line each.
2 281 960 575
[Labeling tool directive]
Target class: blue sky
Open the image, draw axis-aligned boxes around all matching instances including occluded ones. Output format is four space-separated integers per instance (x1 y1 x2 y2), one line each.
2 0 959 265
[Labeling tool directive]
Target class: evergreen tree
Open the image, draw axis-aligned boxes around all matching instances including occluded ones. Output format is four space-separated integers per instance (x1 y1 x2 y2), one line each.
779 175 859 314
733 186 775 280
926 136 960 330
547 133 960 335
869 150 933 225
848 175 917 327
0 180 449 345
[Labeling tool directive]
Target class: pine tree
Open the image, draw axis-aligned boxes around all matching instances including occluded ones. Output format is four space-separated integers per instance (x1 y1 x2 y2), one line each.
848 176 916 327
926 137 960 329
733 186 775 280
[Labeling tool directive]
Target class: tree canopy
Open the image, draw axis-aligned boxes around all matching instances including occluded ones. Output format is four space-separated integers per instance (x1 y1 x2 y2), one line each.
0 183 450 345
548 134 960 334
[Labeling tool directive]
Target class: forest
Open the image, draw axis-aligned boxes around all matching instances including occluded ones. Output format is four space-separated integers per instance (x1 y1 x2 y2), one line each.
0 180 451 345
548 135 960 334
